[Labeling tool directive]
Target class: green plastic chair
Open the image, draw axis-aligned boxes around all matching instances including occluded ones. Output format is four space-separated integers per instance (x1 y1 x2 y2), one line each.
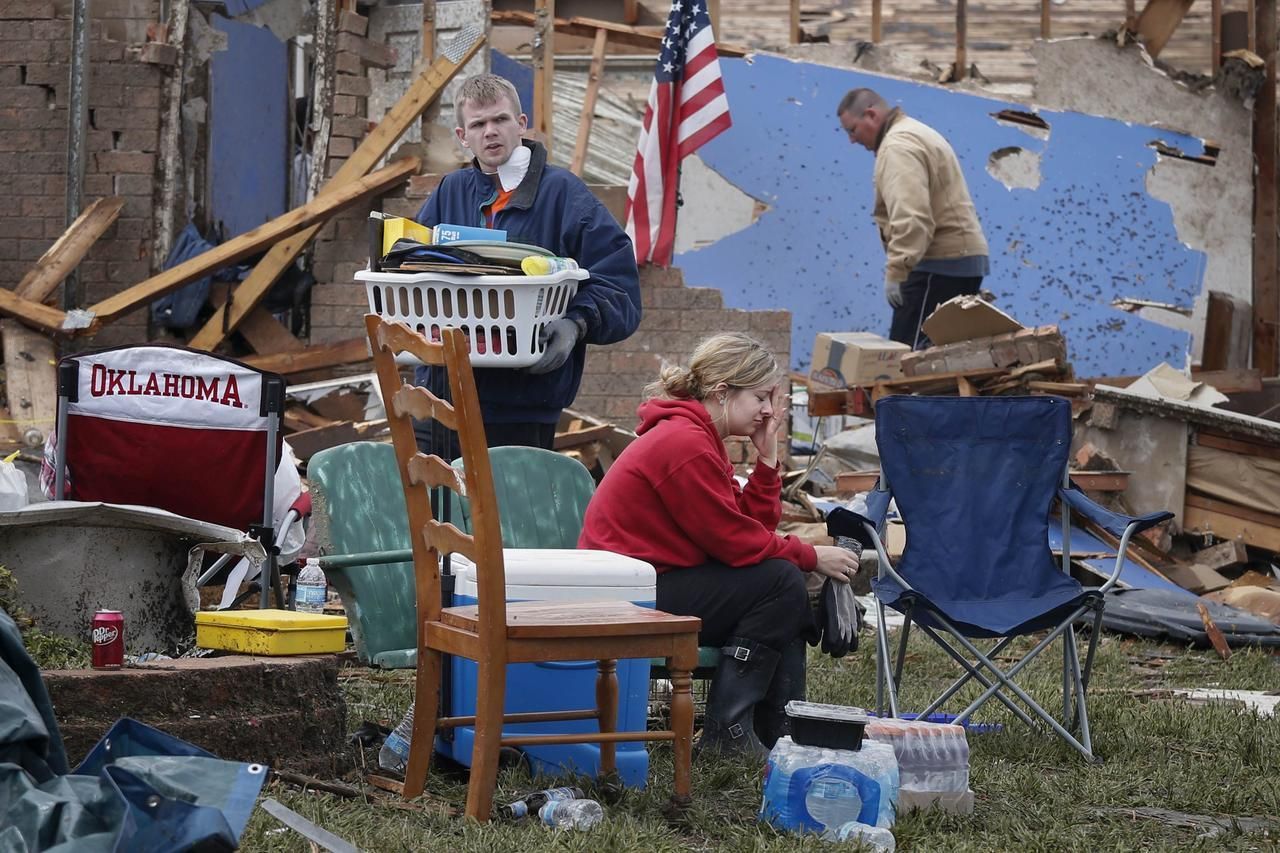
308 443 599 668
308 441 418 669
450 446 596 548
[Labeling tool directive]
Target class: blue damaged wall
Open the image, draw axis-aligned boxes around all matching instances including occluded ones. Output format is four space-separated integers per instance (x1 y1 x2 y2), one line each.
673 54 1207 377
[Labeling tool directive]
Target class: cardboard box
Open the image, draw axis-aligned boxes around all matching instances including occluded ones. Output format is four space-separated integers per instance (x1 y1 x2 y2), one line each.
809 332 909 388
921 295 1023 346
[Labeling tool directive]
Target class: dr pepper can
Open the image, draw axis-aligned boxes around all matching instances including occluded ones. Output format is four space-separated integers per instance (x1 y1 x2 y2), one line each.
91 610 124 669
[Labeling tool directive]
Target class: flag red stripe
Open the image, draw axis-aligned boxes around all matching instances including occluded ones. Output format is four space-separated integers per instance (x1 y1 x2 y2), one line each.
678 113 732 159
678 78 727 122
682 43 719 80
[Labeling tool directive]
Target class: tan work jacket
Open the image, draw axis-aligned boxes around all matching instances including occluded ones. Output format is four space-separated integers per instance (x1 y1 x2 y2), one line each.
873 113 988 283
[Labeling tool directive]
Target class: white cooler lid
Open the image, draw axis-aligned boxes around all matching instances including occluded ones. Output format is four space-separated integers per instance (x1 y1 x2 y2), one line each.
451 549 656 599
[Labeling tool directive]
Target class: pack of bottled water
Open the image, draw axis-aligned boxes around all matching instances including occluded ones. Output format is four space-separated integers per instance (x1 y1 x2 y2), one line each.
864 717 973 813
758 736 899 836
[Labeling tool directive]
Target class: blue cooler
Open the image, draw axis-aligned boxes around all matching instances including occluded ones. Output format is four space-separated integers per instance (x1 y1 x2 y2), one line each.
438 549 656 787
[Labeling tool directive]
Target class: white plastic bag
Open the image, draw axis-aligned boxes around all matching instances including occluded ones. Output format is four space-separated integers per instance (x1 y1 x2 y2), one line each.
0 450 30 511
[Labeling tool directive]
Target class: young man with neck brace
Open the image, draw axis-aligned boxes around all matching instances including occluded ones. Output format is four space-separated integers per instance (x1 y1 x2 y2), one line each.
411 73 642 452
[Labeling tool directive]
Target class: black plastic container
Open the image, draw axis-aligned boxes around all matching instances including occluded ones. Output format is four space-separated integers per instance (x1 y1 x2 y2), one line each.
785 701 870 751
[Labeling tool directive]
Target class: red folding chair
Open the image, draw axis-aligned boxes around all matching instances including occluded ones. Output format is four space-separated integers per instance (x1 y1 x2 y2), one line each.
51 344 289 608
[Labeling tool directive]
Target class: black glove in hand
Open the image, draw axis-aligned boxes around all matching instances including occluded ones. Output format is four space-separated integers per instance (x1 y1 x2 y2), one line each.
816 576 864 659
528 317 581 375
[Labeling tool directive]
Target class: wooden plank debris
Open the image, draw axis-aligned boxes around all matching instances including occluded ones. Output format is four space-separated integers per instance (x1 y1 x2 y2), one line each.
186 30 485 352
491 10 750 56
0 320 57 446
1136 0 1197 57
1185 491 1280 552
87 158 420 327
553 421 615 450
533 0 555 149
16 197 124 304
0 288 75 337
570 28 608 176
243 337 370 376
1196 602 1233 659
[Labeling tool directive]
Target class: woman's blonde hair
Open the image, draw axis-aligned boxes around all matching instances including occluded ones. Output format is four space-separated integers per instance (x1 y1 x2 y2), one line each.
646 333 778 401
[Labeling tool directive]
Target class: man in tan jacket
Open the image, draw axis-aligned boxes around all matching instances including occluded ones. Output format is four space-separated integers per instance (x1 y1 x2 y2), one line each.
837 88 989 348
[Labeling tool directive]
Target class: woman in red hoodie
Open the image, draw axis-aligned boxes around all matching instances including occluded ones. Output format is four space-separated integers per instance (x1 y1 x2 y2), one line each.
579 333 859 757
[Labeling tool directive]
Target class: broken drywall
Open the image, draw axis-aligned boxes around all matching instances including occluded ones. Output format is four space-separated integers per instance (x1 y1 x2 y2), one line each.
1032 38 1253 364
987 146 1042 190
673 155 763 254
674 49 1218 377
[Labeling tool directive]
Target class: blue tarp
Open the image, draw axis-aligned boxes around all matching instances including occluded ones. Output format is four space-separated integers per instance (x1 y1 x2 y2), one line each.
0 609 266 852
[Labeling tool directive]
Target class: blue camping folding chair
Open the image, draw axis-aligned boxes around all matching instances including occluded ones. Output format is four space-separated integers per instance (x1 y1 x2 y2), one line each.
827 396 1172 761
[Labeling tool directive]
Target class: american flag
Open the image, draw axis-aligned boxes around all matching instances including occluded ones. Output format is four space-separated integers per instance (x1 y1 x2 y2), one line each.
624 0 732 266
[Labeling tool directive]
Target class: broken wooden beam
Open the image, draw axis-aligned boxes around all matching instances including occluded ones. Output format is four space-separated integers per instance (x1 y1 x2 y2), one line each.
1185 491 1280 552
533 0 555 150
86 157 419 327
244 337 370 376
491 10 749 56
186 30 485 353
0 320 57 446
16 197 124 304
553 421 616 450
835 469 1128 494
0 288 75 337
1135 0 1197 58
570 27 608 177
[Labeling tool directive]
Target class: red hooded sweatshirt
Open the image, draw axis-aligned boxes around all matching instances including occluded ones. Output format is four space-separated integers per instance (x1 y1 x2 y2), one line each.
578 398 818 574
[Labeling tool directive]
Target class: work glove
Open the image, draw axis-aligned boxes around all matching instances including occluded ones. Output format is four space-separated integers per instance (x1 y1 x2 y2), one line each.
528 316 583 375
885 278 905 309
815 575 865 659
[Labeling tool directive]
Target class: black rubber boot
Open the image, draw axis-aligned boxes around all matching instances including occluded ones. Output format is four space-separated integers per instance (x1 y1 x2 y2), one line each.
754 637 807 749
698 638 780 759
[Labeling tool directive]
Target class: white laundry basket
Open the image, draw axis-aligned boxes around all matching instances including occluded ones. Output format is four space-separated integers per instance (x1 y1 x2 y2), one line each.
356 268 587 367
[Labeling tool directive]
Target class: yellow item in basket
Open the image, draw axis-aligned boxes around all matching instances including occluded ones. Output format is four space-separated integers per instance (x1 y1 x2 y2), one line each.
520 255 579 276
194 609 348 655
381 216 433 257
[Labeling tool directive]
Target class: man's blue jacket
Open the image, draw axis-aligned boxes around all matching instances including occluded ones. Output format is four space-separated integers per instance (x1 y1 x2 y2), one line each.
414 140 641 424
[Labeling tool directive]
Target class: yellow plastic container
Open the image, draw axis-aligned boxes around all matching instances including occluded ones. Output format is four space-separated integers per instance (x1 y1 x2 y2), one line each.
194 609 349 655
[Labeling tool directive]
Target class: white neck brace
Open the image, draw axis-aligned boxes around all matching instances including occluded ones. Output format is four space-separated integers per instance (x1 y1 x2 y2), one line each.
495 144 531 192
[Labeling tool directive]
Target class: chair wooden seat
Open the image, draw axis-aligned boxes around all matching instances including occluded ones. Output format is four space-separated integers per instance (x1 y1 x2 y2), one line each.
439 600 702 638
367 316 702 822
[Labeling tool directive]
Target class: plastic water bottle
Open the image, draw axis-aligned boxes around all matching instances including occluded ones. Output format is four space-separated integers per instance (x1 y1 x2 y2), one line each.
498 786 584 820
805 775 866 831
295 558 327 614
828 821 896 851
378 702 414 774
539 798 604 830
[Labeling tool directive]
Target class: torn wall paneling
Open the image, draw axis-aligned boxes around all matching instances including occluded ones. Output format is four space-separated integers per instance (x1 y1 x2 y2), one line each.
674 55 1203 376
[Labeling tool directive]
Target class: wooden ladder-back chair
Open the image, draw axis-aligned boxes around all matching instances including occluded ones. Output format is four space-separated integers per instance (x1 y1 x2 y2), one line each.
365 316 701 821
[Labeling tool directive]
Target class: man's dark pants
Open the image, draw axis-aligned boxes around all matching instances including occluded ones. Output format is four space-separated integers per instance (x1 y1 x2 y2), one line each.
889 270 983 349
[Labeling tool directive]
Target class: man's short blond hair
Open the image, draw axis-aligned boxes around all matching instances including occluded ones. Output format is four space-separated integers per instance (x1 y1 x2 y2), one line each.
454 74 523 128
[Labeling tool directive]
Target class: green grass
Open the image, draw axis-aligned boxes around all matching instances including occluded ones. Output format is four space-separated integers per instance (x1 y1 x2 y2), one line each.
242 630 1279 852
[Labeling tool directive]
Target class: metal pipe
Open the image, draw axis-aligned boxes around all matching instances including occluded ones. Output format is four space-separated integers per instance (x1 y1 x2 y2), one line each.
63 0 91 311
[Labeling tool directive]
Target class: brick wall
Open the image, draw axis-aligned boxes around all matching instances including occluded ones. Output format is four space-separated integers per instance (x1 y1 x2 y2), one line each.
575 265 792 463
0 1 163 346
